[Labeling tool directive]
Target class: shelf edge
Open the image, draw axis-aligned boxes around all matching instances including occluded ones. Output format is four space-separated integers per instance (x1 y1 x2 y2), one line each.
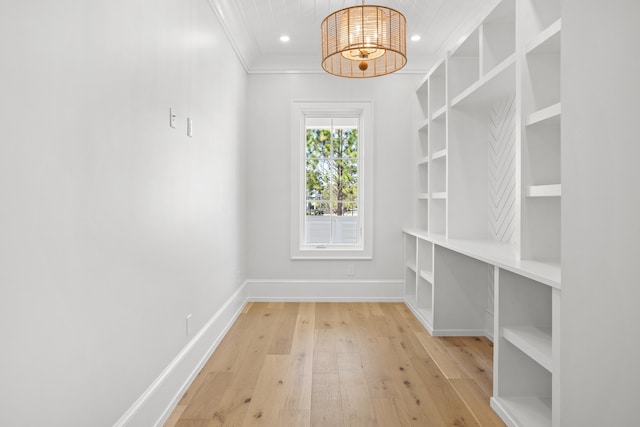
431 149 447 160
431 192 448 199
502 326 553 372
451 53 516 108
527 184 561 198
526 102 561 127
526 18 562 55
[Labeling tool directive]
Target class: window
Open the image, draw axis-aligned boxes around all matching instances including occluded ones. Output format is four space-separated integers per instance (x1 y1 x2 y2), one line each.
290 101 373 259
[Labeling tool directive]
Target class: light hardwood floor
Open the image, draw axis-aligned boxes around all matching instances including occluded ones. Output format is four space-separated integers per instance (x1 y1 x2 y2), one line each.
165 302 506 427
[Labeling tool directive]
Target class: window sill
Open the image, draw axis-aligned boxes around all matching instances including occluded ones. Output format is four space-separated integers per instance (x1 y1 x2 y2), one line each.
291 246 372 260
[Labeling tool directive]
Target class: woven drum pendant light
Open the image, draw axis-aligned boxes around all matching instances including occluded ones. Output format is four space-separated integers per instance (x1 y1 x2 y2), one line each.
321 0 407 78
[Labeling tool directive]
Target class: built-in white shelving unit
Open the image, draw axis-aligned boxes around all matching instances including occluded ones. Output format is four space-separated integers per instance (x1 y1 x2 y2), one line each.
408 0 561 425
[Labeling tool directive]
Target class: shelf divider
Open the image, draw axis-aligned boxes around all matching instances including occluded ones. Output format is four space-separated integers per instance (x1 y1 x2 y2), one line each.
419 269 434 284
503 326 553 372
492 396 552 427
526 102 561 127
526 19 562 55
432 105 447 120
527 184 561 198
431 149 447 160
431 192 447 200
451 54 515 108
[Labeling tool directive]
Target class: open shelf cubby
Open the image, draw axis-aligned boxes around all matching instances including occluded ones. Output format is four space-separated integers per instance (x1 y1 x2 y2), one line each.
523 17 561 117
404 233 417 271
521 196 560 262
416 199 428 232
481 0 516 75
520 0 561 44
430 111 447 154
524 118 560 188
498 269 552 369
526 19 561 56
493 268 554 426
418 238 433 279
429 198 447 236
405 267 417 308
418 161 429 195
429 61 446 114
492 344 552 427
417 276 434 326
418 122 429 159
416 78 429 124
431 155 447 194
448 29 480 100
448 63 516 242
433 246 491 336
524 51 560 114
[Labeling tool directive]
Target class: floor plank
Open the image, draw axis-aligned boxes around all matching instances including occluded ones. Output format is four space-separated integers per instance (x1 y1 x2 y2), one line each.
165 302 505 427
450 378 506 427
311 373 344 427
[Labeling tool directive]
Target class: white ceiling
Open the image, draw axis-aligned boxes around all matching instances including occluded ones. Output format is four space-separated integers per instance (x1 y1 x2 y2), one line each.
208 0 500 74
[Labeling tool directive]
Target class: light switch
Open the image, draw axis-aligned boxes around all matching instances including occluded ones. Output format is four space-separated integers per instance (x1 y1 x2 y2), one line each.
187 117 193 137
169 108 176 128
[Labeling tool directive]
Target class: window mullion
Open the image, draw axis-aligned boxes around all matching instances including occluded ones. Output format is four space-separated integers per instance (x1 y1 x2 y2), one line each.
329 116 334 245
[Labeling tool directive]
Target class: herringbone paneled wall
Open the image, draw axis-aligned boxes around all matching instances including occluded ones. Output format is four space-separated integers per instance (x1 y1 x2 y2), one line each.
488 94 516 245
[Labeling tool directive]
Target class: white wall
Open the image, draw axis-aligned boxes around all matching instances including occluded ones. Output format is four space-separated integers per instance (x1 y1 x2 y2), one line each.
246 73 418 281
562 1 640 425
0 1 247 425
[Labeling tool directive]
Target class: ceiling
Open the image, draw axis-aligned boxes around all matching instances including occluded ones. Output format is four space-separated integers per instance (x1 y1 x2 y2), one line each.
208 0 500 74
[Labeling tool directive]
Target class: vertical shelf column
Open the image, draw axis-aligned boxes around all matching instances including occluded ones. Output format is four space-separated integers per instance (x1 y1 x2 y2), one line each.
428 61 448 237
519 0 562 264
447 0 517 244
415 79 430 233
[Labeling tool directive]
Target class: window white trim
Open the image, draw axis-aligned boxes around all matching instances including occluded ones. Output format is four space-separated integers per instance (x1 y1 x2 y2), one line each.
290 101 373 260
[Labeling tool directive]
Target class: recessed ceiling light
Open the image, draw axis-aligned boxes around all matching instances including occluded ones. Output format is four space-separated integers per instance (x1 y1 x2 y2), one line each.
280 35 290 42
411 35 421 42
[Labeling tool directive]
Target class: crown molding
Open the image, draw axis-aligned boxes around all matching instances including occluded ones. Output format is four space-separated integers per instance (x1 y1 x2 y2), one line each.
206 0 255 73
206 0 431 76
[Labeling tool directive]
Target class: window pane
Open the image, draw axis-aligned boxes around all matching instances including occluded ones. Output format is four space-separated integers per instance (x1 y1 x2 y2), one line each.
330 160 358 203
306 129 331 158
306 117 332 128
332 117 358 129
331 125 358 159
331 205 358 244
305 159 330 200
305 202 331 244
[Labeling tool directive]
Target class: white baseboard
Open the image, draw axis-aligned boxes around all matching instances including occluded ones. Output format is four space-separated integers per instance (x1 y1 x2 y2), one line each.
114 282 249 427
404 300 493 339
404 300 434 334
246 279 404 302
430 328 488 337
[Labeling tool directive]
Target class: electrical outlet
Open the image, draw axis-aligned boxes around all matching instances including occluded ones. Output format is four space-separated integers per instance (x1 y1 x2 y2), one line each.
185 314 192 336
347 264 355 276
